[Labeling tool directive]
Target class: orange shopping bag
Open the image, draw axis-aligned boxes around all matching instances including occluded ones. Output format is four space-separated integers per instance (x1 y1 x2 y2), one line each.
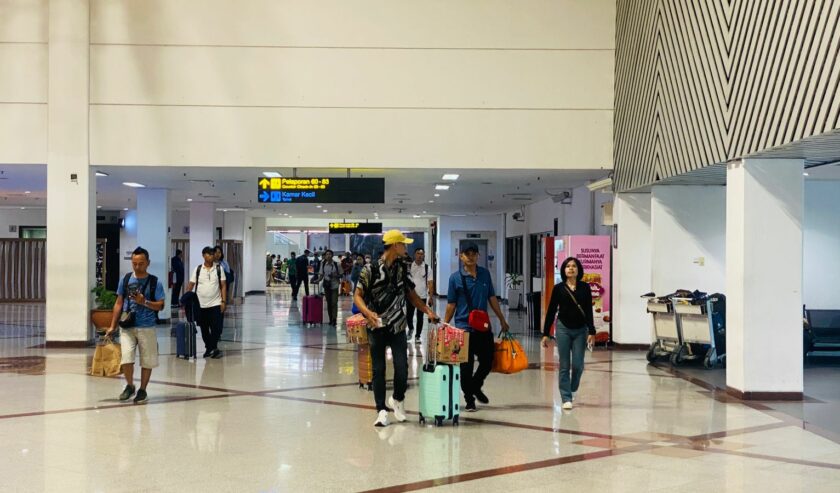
492 333 528 374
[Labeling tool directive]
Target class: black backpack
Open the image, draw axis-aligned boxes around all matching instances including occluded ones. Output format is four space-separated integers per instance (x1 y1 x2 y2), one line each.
121 273 158 306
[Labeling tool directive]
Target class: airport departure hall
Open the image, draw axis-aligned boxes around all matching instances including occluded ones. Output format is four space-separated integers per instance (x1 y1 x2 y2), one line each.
2 1 840 492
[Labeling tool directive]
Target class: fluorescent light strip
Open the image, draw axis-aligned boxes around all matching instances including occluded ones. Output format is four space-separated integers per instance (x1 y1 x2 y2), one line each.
262 171 282 178
95 171 108 177
435 184 450 191
122 182 146 188
442 174 460 180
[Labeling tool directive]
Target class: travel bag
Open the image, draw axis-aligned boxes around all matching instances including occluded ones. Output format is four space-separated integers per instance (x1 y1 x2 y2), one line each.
302 295 324 325
419 324 461 426
357 343 373 390
175 320 197 359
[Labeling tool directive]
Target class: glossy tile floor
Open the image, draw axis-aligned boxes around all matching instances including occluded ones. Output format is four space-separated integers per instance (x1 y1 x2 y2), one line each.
1 290 840 492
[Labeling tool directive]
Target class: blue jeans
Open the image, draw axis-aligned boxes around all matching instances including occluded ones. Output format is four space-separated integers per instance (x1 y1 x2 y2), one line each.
556 325 587 402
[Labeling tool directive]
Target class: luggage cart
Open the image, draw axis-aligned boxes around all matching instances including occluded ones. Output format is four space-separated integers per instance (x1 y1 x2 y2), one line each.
644 296 683 364
673 296 726 368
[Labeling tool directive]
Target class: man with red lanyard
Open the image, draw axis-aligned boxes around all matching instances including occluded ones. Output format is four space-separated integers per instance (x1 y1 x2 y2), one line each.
444 242 510 412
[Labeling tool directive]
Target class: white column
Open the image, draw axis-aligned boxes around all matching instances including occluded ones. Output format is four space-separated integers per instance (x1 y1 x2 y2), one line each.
726 158 804 398
611 193 653 345
189 202 216 274
223 211 246 241
243 216 267 294
650 186 726 295
137 189 170 309
46 0 92 343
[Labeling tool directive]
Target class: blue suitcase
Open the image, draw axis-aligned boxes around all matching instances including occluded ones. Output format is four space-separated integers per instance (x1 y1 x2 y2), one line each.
175 321 197 359
419 363 460 426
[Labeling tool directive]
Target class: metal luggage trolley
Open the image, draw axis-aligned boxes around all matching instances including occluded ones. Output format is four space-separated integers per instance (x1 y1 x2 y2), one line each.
672 295 726 368
644 295 683 364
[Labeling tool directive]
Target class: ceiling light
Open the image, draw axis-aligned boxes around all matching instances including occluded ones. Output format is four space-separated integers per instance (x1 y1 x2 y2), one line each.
435 184 450 191
96 205 102 209
442 174 460 181
412 215 421 218
429 200 434 203
24 191 31 194
20 207 25 210
95 171 108 177
422 211 427 214
262 171 282 178
122 182 145 188
323 210 328 213
316 205 322 208
187 198 193 202
803 172 809 176
123 207 129 211
434 193 440 197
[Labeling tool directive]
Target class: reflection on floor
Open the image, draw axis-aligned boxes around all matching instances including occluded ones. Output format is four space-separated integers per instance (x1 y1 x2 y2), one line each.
1 288 839 492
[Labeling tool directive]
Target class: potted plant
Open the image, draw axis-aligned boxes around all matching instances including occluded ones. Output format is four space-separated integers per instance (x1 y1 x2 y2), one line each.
90 285 118 331
505 273 524 310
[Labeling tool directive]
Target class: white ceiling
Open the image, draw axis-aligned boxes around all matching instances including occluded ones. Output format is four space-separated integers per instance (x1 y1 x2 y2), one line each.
0 166 610 219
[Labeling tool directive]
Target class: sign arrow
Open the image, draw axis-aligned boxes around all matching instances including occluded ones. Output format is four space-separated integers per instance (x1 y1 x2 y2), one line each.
259 191 270 202
258 178 270 189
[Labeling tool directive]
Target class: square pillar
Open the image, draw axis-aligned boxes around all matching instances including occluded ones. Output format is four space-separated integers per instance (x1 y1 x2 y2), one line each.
189 202 216 274
45 0 92 344
243 216 267 294
137 189 170 311
726 158 804 399
611 193 652 345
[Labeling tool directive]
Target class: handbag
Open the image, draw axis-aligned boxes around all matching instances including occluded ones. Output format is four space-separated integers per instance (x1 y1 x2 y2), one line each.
460 274 491 332
91 340 122 377
492 332 528 374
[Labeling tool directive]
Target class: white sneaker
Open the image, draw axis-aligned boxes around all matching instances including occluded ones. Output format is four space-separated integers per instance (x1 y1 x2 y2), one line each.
562 401 573 410
374 410 389 427
389 396 407 422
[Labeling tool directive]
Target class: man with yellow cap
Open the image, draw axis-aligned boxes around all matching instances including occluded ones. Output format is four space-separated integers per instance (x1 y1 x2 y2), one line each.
355 230 440 427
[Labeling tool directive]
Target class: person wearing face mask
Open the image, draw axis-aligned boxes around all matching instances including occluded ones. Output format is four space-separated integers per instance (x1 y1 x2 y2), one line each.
542 257 596 410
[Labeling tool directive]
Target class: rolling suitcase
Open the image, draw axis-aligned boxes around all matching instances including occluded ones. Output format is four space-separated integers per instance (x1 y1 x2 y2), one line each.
419 363 460 426
419 324 460 426
175 321 197 359
302 295 324 325
357 343 373 390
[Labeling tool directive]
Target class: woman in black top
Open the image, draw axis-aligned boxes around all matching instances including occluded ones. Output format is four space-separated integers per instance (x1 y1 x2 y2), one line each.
541 257 596 410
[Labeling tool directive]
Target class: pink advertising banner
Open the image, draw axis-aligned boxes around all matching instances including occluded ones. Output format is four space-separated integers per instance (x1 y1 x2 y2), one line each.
547 235 611 334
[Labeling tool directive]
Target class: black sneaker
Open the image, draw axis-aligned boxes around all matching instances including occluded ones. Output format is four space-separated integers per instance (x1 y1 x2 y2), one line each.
203 349 212 358
211 349 224 359
415 337 421 344
133 389 148 404
465 401 477 412
474 390 490 404
119 384 136 401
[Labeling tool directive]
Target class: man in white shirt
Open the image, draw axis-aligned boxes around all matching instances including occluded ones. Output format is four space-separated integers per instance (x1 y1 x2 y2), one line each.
185 246 227 359
406 247 435 344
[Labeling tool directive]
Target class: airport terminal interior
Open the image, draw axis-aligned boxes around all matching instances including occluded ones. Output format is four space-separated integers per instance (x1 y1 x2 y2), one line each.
2 1 840 492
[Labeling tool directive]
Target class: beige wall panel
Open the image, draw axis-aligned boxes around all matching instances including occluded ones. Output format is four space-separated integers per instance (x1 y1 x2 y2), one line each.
90 105 612 169
91 45 614 109
91 0 615 49
0 103 47 163
0 0 48 43
0 44 47 103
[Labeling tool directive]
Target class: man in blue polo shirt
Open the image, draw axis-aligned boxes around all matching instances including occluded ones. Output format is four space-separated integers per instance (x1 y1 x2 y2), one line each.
105 247 166 405
444 242 510 412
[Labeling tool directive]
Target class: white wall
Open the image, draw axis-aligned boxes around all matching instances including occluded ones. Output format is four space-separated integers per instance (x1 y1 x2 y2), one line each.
612 193 652 345
0 208 46 238
804 181 840 309
502 187 612 296
0 0 47 165
437 215 505 296
80 0 614 170
651 186 726 295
